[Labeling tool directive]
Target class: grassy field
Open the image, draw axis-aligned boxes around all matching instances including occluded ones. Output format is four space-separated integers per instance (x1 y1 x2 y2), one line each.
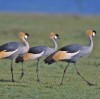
0 13 100 99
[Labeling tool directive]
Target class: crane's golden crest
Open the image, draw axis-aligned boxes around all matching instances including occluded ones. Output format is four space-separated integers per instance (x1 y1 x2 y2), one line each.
86 30 93 37
49 32 56 39
19 32 26 39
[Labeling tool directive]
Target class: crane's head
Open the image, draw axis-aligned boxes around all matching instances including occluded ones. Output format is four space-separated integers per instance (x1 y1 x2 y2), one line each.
19 32 29 39
86 30 96 37
49 32 60 40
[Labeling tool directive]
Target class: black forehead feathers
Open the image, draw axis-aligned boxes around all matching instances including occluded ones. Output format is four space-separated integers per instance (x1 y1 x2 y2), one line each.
56 34 59 37
25 33 29 37
92 30 96 34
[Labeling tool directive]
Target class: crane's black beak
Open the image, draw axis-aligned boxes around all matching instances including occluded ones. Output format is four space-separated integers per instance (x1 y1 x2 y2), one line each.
58 37 60 39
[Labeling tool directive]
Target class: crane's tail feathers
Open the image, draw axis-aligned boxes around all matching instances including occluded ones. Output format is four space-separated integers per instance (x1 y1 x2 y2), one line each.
44 54 56 64
44 58 55 64
15 56 24 63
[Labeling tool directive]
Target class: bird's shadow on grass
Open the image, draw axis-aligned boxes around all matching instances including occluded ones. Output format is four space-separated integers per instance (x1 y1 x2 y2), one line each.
0 79 19 83
0 79 29 87
0 79 12 82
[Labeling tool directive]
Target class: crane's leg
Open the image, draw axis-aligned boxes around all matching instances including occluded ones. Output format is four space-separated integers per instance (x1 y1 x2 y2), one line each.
74 63 95 86
60 63 70 85
11 59 14 82
36 59 40 82
20 62 24 79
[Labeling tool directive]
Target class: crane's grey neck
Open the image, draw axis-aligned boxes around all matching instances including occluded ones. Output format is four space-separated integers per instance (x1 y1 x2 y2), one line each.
88 36 93 50
22 38 29 49
51 38 58 51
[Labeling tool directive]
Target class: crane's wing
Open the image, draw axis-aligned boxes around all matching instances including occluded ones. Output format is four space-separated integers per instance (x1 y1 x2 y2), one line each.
0 42 21 59
0 42 20 52
60 44 83 53
29 46 47 54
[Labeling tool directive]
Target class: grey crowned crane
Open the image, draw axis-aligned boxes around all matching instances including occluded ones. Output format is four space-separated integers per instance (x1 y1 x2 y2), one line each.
15 32 60 82
44 30 96 85
0 32 29 82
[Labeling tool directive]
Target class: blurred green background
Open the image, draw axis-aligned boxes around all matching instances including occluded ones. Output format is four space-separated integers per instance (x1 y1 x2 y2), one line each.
0 14 100 99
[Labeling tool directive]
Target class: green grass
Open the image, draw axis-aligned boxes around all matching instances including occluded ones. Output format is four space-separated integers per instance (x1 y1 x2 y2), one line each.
0 13 100 99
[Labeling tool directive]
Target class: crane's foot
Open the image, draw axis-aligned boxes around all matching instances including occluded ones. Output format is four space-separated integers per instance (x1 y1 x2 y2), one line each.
36 78 40 83
87 82 97 86
60 82 63 85
20 72 24 79
12 79 15 82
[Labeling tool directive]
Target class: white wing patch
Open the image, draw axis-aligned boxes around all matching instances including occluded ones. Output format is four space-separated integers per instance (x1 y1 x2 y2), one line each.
66 50 80 59
31 51 44 59
4 49 18 57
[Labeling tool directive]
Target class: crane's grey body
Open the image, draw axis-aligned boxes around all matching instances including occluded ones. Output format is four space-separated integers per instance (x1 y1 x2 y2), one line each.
28 38 58 59
61 36 93 63
9 39 29 59
28 46 53 58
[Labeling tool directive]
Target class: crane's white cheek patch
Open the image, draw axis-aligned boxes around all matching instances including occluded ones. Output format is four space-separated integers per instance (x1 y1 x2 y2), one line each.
25 35 28 39
54 36 57 39
53 50 80 61
0 49 18 59
92 32 96 36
